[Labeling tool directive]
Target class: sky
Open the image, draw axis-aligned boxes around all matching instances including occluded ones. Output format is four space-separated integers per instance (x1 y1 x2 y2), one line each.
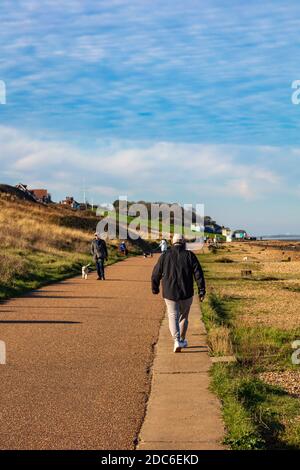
1 0 300 235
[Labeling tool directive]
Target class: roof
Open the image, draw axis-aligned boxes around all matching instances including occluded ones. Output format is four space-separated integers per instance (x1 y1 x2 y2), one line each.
30 189 49 198
0 184 36 202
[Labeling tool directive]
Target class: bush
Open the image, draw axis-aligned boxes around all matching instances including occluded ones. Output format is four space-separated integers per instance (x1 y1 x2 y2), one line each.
0 253 30 284
217 257 235 263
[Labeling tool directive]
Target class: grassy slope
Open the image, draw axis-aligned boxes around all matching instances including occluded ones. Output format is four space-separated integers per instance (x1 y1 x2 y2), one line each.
0 193 142 300
198 243 300 449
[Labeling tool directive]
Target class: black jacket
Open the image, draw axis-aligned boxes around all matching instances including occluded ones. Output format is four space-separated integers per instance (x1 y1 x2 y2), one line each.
151 244 205 301
91 238 108 260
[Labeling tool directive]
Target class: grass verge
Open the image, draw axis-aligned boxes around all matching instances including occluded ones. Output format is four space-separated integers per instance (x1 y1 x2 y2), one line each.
211 363 300 449
0 194 145 300
0 245 135 300
198 244 300 449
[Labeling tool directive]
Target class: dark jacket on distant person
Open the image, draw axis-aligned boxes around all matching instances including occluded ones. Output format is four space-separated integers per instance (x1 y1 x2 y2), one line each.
91 238 108 260
151 244 205 301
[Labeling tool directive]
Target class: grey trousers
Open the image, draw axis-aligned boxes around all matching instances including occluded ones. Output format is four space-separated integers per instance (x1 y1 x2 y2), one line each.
164 297 193 341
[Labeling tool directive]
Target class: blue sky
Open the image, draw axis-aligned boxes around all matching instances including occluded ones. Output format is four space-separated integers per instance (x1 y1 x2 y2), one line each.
1 0 300 234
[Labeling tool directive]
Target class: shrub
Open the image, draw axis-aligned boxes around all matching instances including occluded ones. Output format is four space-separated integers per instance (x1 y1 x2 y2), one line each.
217 257 235 263
0 253 30 284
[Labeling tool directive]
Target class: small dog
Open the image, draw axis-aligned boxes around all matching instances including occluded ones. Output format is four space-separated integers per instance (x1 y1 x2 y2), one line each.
243 256 248 261
82 263 91 280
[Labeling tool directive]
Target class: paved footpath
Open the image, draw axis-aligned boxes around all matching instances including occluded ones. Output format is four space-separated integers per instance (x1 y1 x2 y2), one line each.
0 256 164 449
0 255 225 450
137 297 225 450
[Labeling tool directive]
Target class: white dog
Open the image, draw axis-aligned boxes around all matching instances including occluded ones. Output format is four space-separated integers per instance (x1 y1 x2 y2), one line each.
243 256 248 261
82 263 91 280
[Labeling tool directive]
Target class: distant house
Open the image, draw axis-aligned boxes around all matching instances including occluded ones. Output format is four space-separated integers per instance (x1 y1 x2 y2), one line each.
60 196 80 210
29 188 51 204
190 223 202 233
15 184 51 204
233 230 247 240
222 227 233 242
222 227 231 236
16 183 31 195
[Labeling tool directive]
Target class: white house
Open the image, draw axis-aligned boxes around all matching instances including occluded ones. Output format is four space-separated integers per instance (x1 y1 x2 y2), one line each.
222 227 233 242
191 223 202 232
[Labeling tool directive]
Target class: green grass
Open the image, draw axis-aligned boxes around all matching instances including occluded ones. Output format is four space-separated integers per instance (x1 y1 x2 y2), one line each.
211 363 300 450
233 326 300 369
0 244 140 301
211 364 264 449
0 251 89 299
202 293 231 329
198 246 300 449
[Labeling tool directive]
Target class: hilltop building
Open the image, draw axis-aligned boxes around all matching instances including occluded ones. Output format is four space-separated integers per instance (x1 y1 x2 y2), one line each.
15 184 51 204
233 229 247 240
29 188 51 203
222 227 233 242
60 196 81 210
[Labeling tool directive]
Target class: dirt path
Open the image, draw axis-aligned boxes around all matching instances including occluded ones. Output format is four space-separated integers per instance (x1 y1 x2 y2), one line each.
0 256 164 449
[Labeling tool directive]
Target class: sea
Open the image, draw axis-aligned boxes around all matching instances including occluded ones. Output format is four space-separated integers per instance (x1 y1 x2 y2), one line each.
260 236 300 241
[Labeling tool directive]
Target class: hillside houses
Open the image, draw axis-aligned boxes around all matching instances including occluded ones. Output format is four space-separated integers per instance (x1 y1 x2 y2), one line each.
60 196 81 210
15 184 52 204
13 184 88 211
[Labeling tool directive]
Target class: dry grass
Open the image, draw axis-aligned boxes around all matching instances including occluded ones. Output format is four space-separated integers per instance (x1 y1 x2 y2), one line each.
207 326 233 356
201 242 300 449
207 241 300 329
0 194 93 253
0 193 139 299
1 253 30 284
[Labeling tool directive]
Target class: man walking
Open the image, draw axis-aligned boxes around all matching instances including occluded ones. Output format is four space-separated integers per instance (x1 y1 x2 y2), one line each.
151 234 205 352
91 233 108 280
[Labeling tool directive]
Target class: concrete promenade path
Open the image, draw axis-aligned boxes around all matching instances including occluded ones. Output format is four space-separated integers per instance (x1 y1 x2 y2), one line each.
137 297 225 450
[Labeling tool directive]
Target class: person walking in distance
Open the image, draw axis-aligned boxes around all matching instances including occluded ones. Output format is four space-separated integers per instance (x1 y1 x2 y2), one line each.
119 240 128 256
159 239 168 253
151 234 206 353
91 233 108 280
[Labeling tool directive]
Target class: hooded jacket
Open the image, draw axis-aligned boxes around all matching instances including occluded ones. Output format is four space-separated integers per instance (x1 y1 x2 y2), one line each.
151 244 205 301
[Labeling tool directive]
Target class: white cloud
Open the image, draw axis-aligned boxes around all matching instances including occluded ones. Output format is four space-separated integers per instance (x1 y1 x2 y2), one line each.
0 126 284 204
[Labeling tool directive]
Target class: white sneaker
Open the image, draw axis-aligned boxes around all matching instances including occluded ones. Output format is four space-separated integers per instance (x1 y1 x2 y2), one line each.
173 340 184 353
181 339 188 348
